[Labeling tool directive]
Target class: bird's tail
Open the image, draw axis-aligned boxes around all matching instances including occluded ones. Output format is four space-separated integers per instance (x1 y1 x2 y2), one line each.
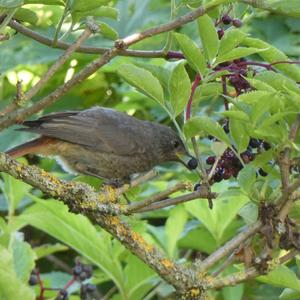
6 137 49 158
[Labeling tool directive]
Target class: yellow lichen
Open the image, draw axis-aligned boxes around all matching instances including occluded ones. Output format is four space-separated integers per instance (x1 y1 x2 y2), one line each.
160 258 174 269
131 232 154 252
190 288 200 297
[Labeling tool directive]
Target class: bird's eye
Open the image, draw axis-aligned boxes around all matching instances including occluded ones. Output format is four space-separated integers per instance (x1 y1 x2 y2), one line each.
173 140 180 148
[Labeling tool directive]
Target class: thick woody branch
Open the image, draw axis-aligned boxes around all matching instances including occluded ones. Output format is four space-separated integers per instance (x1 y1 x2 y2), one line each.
0 152 198 293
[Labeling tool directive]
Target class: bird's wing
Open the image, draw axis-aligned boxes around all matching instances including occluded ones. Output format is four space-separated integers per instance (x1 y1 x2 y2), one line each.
19 108 148 155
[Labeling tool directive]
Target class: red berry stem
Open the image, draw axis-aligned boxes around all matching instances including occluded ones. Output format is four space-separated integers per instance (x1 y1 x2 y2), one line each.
186 73 201 121
221 75 229 110
36 269 45 300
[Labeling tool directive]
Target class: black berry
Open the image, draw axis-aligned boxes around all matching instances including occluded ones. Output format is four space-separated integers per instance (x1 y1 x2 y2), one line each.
28 274 39 286
258 168 268 177
232 19 242 27
206 156 216 165
222 14 232 24
217 28 225 39
187 157 198 170
194 183 201 191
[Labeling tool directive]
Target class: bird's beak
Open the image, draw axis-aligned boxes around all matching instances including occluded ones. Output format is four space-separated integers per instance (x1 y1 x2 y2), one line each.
176 152 198 170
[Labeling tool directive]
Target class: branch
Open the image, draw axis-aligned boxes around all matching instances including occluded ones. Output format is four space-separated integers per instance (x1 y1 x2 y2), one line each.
126 182 193 213
0 5 211 132
209 249 299 289
8 19 172 58
131 189 217 213
0 152 198 293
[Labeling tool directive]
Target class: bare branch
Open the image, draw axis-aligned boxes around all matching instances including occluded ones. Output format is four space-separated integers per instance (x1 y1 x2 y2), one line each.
131 189 217 213
209 249 299 289
126 182 193 213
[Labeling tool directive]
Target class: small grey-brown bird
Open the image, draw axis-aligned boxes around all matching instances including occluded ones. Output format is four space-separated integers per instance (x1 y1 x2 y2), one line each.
6 107 197 185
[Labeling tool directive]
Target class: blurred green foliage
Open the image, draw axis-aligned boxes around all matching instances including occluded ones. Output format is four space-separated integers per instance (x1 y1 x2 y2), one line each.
0 1 300 299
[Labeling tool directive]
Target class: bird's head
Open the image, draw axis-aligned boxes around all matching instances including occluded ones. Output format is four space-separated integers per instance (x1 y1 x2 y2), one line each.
155 125 198 170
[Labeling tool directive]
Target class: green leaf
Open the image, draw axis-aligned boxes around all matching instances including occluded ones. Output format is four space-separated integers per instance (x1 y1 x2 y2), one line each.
71 0 111 12
178 224 218 254
118 64 165 106
215 47 266 65
165 205 188 258
280 288 300 300
237 165 257 194
72 6 118 22
124 255 156 300
242 37 300 82
14 7 38 25
0 245 35 300
168 61 191 116
271 0 300 17
17 199 126 295
185 186 249 242
222 111 250 122
246 77 276 93
0 0 23 8
12 238 36 282
174 32 207 75
229 118 250 153
255 72 300 95
34 243 68 259
239 202 258 225
0 173 31 214
184 116 231 146
24 0 64 4
99 22 118 40
258 265 300 291
218 29 247 56
197 14 219 63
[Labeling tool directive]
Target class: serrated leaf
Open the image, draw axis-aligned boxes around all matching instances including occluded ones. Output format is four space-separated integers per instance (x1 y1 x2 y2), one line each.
12 239 36 282
174 32 207 75
229 118 249 153
222 111 250 122
216 47 267 65
198 14 219 63
184 116 231 145
238 165 257 194
0 245 35 300
17 198 125 294
168 61 191 116
218 29 247 56
118 64 165 106
99 22 118 40
242 37 300 81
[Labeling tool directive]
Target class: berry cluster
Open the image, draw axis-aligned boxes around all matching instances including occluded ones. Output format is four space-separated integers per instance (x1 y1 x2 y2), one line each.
217 14 243 39
29 259 95 300
206 137 270 183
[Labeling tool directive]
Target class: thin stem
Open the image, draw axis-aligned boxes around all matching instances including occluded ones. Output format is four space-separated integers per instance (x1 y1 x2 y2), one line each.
132 189 217 213
126 182 193 213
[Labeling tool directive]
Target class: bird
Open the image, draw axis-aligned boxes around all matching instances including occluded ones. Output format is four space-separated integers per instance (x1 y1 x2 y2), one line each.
6 106 197 185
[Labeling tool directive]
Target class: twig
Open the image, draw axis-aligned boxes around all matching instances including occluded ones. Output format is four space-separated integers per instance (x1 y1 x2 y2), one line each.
130 189 217 213
209 249 299 289
8 19 181 58
24 23 96 102
116 169 157 196
126 182 193 213
0 5 212 131
0 80 24 116
195 221 262 272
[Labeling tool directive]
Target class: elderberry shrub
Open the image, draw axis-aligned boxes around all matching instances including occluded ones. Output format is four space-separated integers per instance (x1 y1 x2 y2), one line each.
72 259 93 281
206 137 271 183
